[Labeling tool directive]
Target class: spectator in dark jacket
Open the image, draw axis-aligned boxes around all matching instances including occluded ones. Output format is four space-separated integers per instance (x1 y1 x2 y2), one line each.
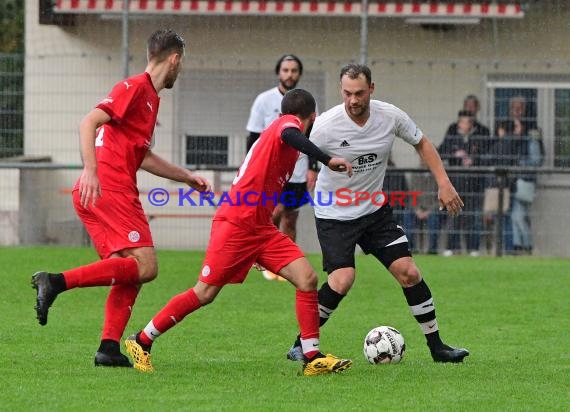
439 110 490 256
445 95 490 139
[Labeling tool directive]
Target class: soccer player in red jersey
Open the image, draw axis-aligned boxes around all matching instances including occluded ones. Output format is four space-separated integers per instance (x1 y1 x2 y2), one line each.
125 89 354 376
31 29 212 368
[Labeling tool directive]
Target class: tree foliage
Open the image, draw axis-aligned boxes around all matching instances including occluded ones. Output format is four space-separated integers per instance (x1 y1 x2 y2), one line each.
0 0 24 53
0 0 24 157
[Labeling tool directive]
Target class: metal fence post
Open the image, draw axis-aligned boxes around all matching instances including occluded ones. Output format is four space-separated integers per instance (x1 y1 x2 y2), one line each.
495 168 508 257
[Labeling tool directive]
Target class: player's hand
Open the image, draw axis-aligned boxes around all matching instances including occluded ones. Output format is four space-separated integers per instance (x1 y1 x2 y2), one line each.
306 169 317 191
187 175 213 196
78 168 102 208
327 157 353 177
438 181 464 216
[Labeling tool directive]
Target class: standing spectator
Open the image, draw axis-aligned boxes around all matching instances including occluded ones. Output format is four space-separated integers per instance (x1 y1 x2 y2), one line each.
445 95 490 138
30 30 212 367
495 96 543 255
495 96 536 140
439 110 488 256
246 54 317 280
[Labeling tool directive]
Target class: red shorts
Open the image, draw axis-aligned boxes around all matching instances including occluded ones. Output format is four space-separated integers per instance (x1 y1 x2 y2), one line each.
73 189 154 259
199 220 305 287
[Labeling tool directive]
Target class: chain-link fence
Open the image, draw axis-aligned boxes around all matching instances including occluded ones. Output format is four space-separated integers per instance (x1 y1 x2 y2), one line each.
2 0 570 255
1 164 569 257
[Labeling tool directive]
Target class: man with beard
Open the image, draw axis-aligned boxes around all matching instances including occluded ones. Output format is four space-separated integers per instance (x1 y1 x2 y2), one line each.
31 29 212 368
246 54 317 280
124 89 354 375
285 63 470 363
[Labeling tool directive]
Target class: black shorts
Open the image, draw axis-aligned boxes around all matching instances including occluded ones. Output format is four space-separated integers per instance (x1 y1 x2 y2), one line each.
315 205 411 273
279 182 309 211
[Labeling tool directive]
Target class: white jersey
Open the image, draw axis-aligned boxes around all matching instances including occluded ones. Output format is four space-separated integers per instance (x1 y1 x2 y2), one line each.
246 86 308 183
311 100 423 220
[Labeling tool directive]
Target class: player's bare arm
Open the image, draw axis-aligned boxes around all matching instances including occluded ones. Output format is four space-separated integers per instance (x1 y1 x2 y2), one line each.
414 135 463 216
140 150 212 193
78 108 110 208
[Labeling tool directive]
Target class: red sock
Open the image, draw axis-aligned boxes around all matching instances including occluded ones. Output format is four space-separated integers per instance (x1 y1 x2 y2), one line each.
140 288 202 345
101 284 140 342
296 290 320 359
62 258 139 289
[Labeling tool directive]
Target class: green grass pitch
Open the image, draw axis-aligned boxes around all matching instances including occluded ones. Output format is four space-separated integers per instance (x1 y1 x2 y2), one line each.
1 247 569 411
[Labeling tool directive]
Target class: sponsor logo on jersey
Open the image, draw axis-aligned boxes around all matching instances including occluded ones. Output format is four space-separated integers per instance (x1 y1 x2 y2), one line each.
146 101 153 112
340 140 350 147
354 153 378 165
123 81 132 90
201 265 211 277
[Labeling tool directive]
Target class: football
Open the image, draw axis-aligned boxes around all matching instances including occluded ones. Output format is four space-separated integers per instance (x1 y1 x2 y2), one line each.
363 326 406 364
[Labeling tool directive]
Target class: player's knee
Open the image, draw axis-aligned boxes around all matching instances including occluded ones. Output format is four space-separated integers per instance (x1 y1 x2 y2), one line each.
138 261 158 283
328 268 355 295
398 263 421 287
308 270 318 289
283 210 299 224
195 287 218 305
297 270 318 291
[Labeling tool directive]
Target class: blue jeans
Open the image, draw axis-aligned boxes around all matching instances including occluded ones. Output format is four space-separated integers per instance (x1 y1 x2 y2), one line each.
502 212 514 253
511 198 533 249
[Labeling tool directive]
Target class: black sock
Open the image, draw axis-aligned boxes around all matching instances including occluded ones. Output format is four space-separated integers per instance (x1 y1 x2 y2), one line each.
294 282 346 348
402 279 443 350
49 273 67 294
318 282 345 327
98 339 120 355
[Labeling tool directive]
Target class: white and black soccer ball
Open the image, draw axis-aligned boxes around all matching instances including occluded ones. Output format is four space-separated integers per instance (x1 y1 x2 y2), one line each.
363 326 406 364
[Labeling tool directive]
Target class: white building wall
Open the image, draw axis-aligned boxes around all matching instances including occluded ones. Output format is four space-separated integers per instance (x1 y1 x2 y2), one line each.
19 0 570 254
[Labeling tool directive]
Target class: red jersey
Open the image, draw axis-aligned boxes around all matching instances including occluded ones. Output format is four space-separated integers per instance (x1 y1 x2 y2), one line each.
215 114 304 230
80 72 159 193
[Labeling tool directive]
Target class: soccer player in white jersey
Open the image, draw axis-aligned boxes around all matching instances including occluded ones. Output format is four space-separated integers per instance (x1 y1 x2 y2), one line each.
246 55 317 280
286 63 469 363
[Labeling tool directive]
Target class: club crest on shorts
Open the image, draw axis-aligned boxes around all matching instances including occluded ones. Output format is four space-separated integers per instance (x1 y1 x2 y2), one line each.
128 231 140 242
201 265 211 277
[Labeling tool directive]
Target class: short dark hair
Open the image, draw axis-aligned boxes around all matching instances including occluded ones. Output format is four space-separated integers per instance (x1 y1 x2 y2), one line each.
147 29 185 62
463 95 480 109
458 110 474 118
281 89 315 119
340 63 372 85
275 54 303 76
